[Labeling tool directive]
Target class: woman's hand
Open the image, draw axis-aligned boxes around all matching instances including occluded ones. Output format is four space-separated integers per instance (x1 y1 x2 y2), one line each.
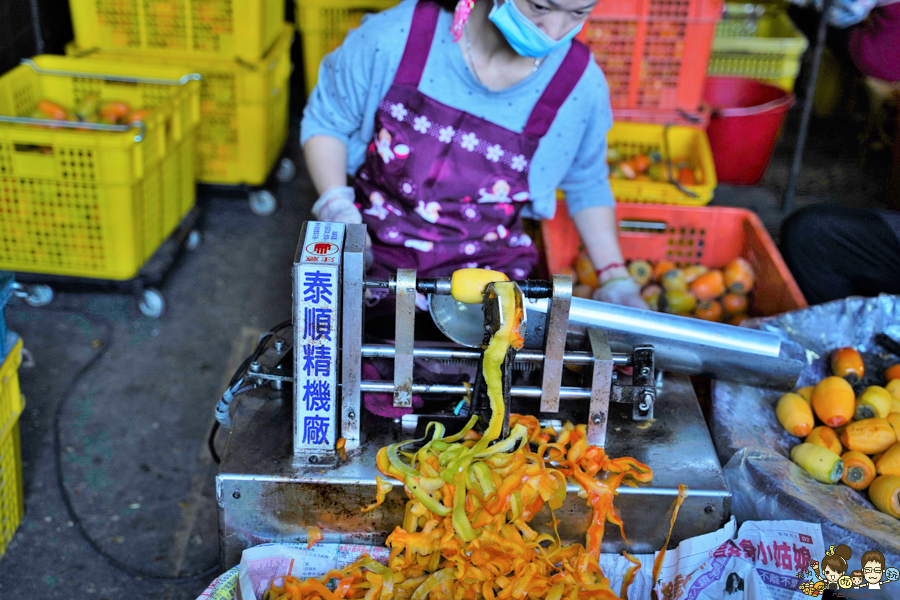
570 205 648 309
312 186 361 223
592 278 647 309
304 136 372 264
312 187 373 264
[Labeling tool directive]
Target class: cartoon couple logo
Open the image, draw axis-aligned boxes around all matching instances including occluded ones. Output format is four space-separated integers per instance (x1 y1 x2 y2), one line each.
798 544 899 596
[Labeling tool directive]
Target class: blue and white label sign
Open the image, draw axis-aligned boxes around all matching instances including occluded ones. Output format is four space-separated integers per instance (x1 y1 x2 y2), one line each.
300 221 344 265
294 222 344 458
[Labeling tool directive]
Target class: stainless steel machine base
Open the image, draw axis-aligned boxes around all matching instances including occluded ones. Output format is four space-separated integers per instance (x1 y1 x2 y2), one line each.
216 373 730 569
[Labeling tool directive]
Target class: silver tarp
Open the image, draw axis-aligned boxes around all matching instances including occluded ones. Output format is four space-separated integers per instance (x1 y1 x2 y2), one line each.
711 295 900 565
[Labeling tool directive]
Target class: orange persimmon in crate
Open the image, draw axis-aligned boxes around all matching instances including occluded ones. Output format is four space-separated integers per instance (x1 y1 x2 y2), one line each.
541 200 807 320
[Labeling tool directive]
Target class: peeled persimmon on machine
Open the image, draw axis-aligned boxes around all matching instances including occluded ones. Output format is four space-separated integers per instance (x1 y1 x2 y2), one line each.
214 221 805 568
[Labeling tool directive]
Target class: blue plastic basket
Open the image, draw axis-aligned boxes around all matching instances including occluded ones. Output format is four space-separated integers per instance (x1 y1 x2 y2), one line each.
0 273 14 361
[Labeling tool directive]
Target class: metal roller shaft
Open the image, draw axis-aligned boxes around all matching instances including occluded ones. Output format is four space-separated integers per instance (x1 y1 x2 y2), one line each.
559 297 781 357
360 380 593 399
360 344 632 365
523 297 804 390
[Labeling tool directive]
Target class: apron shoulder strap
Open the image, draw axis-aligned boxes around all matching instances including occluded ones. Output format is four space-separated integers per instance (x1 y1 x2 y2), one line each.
394 0 442 87
523 40 592 138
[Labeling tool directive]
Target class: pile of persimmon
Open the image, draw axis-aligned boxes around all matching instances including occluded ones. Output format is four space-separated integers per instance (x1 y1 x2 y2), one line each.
563 256 755 324
777 347 900 519
607 148 702 187
30 96 149 126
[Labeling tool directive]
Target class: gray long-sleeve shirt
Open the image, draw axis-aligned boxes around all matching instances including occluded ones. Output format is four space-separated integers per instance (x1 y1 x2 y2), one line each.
300 0 615 220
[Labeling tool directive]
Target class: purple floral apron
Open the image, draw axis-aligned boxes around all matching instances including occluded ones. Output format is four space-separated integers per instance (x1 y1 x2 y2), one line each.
356 0 590 308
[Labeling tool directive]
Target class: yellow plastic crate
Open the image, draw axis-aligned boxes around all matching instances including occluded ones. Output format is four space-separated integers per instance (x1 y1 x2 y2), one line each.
28 56 201 244
296 0 400 95
607 123 717 206
164 134 198 232
69 0 284 62
707 5 809 92
0 57 200 279
0 336 23 561
0 338 23 442
67 24 292 186
0 421 23 561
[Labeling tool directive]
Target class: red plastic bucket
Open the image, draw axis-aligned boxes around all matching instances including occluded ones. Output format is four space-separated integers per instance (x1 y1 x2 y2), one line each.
703 77 795 185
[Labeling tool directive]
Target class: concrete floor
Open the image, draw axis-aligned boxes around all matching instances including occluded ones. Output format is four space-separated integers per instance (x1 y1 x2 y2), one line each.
0 89 894 599
0 126 315 599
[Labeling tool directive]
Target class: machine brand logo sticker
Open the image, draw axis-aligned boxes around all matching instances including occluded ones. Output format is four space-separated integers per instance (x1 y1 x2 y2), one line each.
301 222 344 265
305 241 339 257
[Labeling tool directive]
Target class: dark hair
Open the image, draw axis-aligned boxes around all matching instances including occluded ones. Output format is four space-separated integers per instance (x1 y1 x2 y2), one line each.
861 550 885 570
725 573 744 593
851 570 863 578
822 545 852 576
430 0 459 11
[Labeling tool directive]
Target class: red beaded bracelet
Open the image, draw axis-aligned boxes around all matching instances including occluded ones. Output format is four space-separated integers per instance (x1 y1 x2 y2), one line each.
596 262 626 277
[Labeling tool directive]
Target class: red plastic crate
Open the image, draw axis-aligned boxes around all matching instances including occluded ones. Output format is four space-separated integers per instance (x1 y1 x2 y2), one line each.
540 201 806 317
578 0 723 116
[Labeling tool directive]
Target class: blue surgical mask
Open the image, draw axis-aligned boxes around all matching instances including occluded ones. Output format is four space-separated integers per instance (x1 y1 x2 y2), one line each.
488 0 584 58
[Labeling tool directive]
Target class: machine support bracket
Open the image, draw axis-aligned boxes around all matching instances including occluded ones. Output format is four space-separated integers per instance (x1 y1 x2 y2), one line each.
587 328 613 446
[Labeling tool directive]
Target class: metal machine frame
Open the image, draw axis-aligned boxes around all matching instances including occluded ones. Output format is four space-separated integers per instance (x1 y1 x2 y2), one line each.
216 222 802 567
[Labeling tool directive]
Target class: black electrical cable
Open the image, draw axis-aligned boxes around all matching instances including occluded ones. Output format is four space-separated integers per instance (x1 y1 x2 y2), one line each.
208 421 221 464
212 319 293 465
226 320 291 389
51 312 220 583
269 320 292 336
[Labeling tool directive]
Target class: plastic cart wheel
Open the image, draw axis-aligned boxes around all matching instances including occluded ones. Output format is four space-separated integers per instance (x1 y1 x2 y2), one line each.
249 190 278 216
186 229 202 251
138 288 165 318
20 284 54 307
275 157 296 183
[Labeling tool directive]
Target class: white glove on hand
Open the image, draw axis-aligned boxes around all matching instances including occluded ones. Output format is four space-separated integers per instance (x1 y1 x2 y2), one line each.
311 186 373 267
592 278 649 310
312 186 362 224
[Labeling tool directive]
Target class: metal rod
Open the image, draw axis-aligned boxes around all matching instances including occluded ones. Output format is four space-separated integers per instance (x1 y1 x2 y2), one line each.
359 344 631 365
781 0 835 215
247 372 291 383
533 296 783 358
29 0 44 55
663 125 700 199
414 278 453 295
20 58 202 86
523 296 803 390
364 278 553 298
360 380 594 399
0 115 147 142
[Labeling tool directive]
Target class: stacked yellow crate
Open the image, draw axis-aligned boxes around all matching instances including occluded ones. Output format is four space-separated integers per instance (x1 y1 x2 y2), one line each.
0 335 24 560
0 59 200 279
69 1 283 62
66 1 292 193
295 0 400 95
707 3 809 92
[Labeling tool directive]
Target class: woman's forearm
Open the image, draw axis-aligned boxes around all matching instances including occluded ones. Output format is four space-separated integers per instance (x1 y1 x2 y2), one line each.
571 205 630 284
303 135 350 195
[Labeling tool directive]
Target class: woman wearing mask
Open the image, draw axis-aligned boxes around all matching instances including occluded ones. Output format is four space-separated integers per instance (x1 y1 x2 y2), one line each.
301 0 646 314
